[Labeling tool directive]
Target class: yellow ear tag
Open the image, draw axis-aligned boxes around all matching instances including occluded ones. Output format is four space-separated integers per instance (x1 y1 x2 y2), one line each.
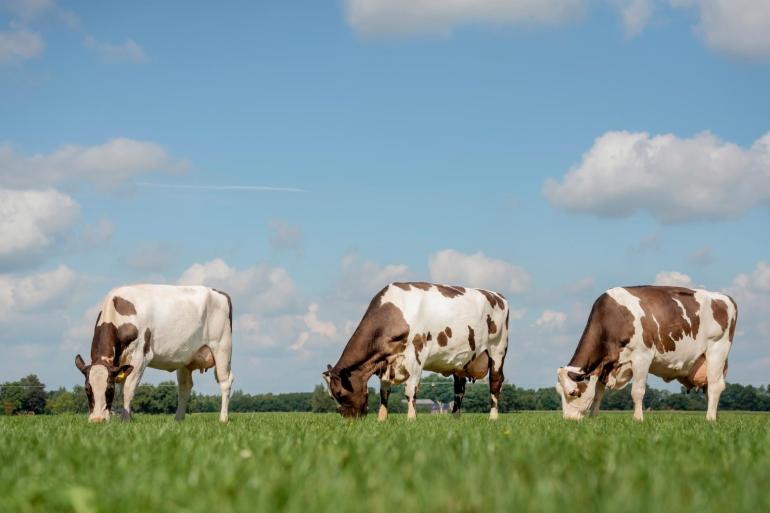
116 371 127 383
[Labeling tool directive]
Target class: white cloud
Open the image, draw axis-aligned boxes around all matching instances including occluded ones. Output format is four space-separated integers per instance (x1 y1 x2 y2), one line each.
534 310 567 330
124 242 177 272
84 35 146 63
291 303 338 351
80 219 115 247
544 130 770 223
613 0 654 37
0 138 187 189
336 252 410 302
344 0 588 36
178 258 300 314
0 265 77 321
733 261 770 293
428 249 531 294
654 270 694 287
0 0 55 19
0 23 43 64
268 219 303 253
672 0 770 59
0 188 79 267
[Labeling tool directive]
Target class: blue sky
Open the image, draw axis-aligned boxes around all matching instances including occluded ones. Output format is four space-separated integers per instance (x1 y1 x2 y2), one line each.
2 0 769 394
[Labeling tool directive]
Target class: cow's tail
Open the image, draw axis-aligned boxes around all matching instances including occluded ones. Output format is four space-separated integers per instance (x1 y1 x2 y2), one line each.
212 288 233 332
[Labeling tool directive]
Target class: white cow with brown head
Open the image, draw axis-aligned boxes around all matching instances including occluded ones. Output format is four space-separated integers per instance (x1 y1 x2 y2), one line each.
75 284 233 423
557 286 737 422
323 282 510 421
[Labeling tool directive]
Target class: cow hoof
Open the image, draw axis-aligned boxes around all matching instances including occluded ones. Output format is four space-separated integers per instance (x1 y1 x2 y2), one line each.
121 412 131 422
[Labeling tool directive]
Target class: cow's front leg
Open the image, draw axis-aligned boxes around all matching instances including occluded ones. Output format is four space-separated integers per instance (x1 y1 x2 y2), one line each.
404 378 420 421
176 367 193 421
590 382 606 417
631 358 651 421
451 375 466 416
121 359 147 421
378 380 391 422
705 343 729 422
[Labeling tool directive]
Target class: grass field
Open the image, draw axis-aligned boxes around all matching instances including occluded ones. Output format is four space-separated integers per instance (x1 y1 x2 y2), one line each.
1 412 769 513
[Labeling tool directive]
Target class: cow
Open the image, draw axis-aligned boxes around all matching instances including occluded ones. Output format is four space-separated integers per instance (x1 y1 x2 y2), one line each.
323 282 510 421
74 284 234 423
556 286 737 422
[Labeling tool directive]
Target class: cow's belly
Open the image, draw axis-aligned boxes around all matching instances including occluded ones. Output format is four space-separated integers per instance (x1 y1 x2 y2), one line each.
649 336 707 380
146 323 210 371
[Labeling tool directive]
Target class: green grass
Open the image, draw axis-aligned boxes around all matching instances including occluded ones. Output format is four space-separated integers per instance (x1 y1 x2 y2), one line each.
1 412 769 513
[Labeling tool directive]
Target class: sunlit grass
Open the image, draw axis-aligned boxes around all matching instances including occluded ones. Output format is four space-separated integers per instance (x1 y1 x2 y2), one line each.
1 412 768 513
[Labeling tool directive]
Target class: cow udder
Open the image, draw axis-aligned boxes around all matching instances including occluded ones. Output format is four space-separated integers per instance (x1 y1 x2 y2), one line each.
186 345 215 373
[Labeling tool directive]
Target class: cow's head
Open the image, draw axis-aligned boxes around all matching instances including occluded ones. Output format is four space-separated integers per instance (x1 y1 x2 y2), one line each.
556 367 600 420
75 354 133 422
322 364 368 418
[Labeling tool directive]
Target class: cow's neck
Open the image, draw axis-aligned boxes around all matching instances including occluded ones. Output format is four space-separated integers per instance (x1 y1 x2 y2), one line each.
567 308 605 373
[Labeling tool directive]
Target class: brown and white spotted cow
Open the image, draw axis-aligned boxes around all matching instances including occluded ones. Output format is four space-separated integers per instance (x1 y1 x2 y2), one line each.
75 284 234 423
323 282 510 420
556 286 737 422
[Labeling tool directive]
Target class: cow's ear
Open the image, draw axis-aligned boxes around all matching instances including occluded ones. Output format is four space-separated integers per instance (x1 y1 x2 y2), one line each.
323 364 332 377
567 371 586 382
75 355 88 376
340 370 354 392
112 364 134 383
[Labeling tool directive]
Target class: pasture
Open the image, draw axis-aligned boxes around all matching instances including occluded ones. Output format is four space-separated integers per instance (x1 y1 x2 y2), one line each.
1 412 768 513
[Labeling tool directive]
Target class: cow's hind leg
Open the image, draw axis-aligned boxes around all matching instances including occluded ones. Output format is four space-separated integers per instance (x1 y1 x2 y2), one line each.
705 341 730 422
176 367 193 421
452 375 466 417
213 342 234 423
405 376 420 421
378 380 391 422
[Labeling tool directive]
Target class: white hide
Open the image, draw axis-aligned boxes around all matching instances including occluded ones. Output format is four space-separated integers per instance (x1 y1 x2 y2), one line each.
88 284 233 422
377 284 509 420
558 287 735 421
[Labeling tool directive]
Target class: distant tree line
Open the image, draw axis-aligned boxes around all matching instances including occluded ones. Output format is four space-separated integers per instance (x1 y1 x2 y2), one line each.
2 374 770 415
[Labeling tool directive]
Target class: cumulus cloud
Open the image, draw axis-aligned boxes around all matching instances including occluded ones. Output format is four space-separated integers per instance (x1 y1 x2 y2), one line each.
178 258 300 314
336 252 410 302
654 271 694 287
428 249 531 294
672 0 770 59
0 23 43 63
612 0 654 37
268 219 303 253
290 303 338 351
544 130 770 223
733 261 770 293
534 310 568 330
0 188 79 268
0 265 77 321
0 138 187 189
344 0 588 36
0 0 55 19
84 35 146 63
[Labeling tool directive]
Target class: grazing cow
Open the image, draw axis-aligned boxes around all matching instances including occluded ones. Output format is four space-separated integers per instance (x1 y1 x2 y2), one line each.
75 284 234 423
323 282 510 420
556 286 737 422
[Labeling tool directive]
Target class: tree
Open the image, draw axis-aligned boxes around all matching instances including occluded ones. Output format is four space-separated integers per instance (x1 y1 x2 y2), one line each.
0 375 48 414
311 384 337 413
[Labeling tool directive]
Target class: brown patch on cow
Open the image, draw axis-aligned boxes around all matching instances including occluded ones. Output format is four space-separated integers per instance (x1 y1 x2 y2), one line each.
486 315 497 334
727 296 738 342
112 296 137 316
413 333 425 364
458 351 489 380
212 288 233 330
426 332 432 341
568 292 636 375
576 382 588 396
393 282 411 291
479 290 505 309
711 299 729 332
186 345 215 373
435 284 465 298
143 329 151 355
626 286 701 353
444 326 452 338
411 282 432 291
468 326 476 351
117 323 139 348
437 332 448 347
